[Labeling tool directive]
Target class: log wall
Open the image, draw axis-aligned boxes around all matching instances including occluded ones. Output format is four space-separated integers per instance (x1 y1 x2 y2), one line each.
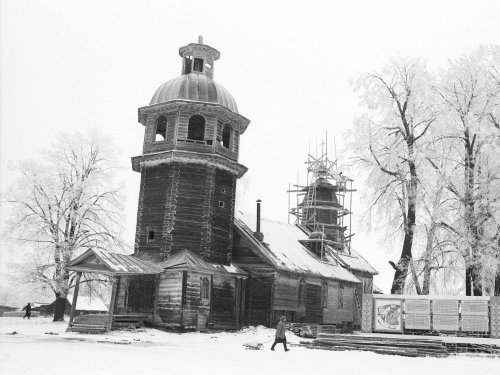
135 163 236 265
157 271 183 324
211 274 237 328
247 276 273 327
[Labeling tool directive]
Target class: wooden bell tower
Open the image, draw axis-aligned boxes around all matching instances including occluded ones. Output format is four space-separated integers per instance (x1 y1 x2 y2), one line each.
132 37 250 265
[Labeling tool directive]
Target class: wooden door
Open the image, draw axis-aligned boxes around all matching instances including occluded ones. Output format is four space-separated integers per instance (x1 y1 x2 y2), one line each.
127 276 156 313
304 283 322 323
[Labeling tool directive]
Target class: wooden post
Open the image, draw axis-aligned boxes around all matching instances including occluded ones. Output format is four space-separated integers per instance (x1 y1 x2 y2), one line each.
68 272 82 328
235 278 241 327
107 276 118 332
152 274 160 320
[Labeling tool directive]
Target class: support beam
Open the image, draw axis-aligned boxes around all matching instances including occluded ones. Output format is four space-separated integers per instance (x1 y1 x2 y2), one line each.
68 272 82 329
107 276 118 332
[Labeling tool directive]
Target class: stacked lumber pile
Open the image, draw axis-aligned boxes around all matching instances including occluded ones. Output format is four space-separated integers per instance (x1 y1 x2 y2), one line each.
443 342 500 355
310 334 449 357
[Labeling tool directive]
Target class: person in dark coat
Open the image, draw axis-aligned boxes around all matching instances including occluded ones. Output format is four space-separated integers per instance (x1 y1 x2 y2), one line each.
22 302 31 319
271 316 289 351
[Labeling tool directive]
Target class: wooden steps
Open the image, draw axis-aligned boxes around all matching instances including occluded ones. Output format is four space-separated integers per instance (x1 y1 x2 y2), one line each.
311 334 449 357
112 314 150 328
67 324 107 334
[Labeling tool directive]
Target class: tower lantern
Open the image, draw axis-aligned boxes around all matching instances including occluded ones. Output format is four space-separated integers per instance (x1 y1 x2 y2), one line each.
132 38 250 265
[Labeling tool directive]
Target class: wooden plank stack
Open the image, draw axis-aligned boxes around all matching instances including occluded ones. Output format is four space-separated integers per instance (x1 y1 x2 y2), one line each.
310 333 449 357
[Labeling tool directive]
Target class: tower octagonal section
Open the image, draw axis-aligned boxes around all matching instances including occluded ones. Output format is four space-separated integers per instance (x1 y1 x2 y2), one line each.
132 38 250 265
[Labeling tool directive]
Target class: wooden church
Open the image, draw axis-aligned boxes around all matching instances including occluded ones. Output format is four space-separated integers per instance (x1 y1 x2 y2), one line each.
67 38 377 332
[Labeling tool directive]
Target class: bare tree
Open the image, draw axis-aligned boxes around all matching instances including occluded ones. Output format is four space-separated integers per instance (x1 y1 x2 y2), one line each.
351 59 438 294
2 131 125 320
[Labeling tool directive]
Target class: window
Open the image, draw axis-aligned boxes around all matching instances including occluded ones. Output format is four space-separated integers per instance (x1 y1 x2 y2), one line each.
188 115 205 141
219 201 225 208
155 116 167 142
184 56 192 74
193 58 204 72
322 282 328 308
147 229 155 243
298 279 305 306
338 283 344 308
222 124 232 149
200 277 210 300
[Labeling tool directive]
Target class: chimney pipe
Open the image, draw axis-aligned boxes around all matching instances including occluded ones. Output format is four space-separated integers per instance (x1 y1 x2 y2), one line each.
254 199 264 242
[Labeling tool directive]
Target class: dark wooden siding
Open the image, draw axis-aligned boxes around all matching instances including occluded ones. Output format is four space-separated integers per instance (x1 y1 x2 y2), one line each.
171 164 205 256
157 271 183 324
211 274 236 328
181 271 211 327
135 164 171 263
209 169 235 264
322 281 355 324
305 283 322 323
231 231 274 274
247 276 273 327
273 275 300 310
136 163 236 264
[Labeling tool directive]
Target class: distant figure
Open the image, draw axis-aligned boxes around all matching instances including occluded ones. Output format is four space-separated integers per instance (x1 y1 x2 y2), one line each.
22 302 31 319
271 316 290 351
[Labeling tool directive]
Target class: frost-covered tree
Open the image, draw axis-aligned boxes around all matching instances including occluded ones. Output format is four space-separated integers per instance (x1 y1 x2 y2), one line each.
351 59 438 294
2 132 124 320
435 46 500 295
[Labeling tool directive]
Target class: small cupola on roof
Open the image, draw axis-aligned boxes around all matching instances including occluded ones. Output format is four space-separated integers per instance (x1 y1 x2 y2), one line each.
180 35 220 79
149 36 239 113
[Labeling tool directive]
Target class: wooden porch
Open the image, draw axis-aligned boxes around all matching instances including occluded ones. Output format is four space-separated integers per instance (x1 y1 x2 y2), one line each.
66 248 163 333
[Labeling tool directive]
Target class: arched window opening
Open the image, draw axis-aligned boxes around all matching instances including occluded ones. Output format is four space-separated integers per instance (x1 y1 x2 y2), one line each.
222 124 232 149
184 56 193 74
193 58 204 72
155 116 167 142
200 277 210 300
188 115 205 141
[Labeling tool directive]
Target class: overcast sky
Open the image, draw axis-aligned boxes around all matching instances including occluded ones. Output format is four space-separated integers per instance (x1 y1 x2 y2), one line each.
2 0 500 294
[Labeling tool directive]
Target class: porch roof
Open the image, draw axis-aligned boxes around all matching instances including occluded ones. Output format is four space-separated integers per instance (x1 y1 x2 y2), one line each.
160 249 248 277
68 248 163 276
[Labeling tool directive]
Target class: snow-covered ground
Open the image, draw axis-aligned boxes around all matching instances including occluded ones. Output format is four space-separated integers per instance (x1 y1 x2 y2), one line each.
0 317 498 375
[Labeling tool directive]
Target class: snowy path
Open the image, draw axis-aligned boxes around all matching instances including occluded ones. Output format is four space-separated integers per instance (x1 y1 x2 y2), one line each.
0 318 499 375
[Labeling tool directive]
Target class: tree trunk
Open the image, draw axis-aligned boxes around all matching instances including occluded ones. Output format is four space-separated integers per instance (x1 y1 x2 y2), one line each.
391 159 417 294
464 131 482 296
53 292 67 321
494 272 500 296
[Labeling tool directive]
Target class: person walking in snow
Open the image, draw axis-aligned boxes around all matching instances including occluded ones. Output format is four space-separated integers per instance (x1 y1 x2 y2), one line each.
271 316 289 351
22 302 31 319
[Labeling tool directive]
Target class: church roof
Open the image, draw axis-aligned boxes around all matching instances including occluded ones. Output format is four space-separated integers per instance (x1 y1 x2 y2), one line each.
234 211 363 283
150 73 239 113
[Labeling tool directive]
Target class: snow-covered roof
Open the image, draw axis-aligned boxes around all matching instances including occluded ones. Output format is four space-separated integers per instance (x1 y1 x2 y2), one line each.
66 295 108 312
234 211 361 283
325 248 378 275
68 248 163 275
161 249 247 276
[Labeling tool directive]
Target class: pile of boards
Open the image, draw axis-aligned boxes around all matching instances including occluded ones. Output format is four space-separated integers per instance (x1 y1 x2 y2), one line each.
309 334 449 357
